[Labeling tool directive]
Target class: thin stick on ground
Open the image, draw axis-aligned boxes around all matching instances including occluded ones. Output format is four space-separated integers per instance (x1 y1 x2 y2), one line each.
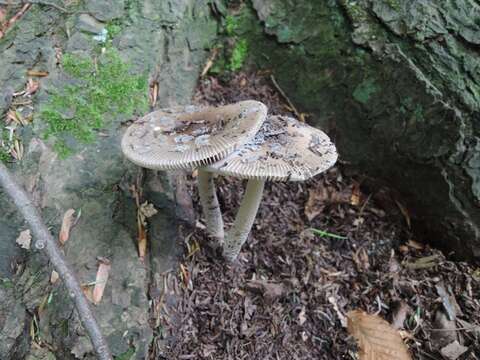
0 161 112 360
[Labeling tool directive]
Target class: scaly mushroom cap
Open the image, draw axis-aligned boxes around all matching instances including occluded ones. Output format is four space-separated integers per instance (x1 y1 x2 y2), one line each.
121 100 268 170
205 115 337 181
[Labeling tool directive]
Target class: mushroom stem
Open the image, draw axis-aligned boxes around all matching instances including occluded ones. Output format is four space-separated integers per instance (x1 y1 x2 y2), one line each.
198 169 224 245
223 179 265 261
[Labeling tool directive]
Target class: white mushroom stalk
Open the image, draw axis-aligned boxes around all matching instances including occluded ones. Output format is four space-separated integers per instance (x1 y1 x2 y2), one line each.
198 169 224 245
121 101 268 253
223 179 265 261
206 115 338 262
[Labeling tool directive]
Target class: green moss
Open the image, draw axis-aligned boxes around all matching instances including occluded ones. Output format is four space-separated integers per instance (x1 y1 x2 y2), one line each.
229 38 248 71
353 79 380 104
115 347 135 360
40 49 148 157
225 15 238 36
385 0 401 10
106 22 123 39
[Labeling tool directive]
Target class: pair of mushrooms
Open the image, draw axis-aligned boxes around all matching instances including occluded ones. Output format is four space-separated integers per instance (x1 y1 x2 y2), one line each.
121 100 337 262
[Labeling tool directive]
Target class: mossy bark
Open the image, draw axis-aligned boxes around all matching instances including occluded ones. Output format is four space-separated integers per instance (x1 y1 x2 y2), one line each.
0 0 218 358
239 0 480 261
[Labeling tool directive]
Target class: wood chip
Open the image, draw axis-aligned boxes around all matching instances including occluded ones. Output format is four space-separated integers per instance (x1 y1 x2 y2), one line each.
59 209 76 245
92 258 111 305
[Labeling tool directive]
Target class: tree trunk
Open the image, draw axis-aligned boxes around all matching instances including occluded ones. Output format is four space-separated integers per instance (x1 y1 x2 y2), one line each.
242 0 480 262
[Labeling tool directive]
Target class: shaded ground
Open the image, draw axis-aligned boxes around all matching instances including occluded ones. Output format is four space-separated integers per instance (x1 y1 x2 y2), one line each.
152 72 480 359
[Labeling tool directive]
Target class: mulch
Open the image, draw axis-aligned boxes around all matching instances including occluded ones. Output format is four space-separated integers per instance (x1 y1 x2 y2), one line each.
152 72 480 360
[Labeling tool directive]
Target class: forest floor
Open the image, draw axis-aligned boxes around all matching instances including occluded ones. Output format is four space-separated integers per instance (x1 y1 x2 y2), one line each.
152 72 480 360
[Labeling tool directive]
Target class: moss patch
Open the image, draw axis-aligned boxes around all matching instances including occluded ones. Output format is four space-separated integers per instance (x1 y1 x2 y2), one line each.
353 79 380 104
40 49 148 157
228 38 248 71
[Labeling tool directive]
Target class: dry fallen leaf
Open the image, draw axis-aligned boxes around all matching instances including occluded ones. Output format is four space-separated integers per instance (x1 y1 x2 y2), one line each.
137 215 147 261
304 185 354 221
347 310 412 360
245 279 286 302
353 247 370 272
391 301 411 330
440 341 468 360
149 81 158 107
26 70 49 77
25 78 39 95
16 229 31 249
50 270 59 284
137 201 157 260
92 258 111 305
59 209 76 245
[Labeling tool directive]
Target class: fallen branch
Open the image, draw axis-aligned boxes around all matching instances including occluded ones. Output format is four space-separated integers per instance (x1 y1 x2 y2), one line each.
270 74 305 121
0 161 112 360
0 2 30 40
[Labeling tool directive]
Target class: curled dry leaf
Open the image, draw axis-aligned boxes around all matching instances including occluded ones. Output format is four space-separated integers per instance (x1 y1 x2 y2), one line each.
245 279 286 302
347 310 412 360
92 258 111 305
137 201 157 260
328 295 347 328
16 229 31 249
25 78 39 95
59 209 76 245
304 185 355 221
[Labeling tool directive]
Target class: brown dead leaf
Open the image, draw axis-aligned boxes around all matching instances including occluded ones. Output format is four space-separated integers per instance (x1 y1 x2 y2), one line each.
16 229 31 249
25 78 39 95
304 185 352 221
6 109 20 125
391 301 411 330
149 81 158 107
92 258 111 305
353 247 370 272
137 214 147 261
137 201 157 261
59 209 76 245
245 279 286 302
26 70 49 77
351 181 361 206
347 310 412 360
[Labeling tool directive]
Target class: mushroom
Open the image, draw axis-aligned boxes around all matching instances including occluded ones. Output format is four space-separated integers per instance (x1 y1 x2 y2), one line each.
121 100 268 244
204 115 338 261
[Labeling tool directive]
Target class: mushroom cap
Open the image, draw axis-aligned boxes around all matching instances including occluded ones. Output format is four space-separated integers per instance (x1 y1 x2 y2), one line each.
205 115 337 181
121 100 268 170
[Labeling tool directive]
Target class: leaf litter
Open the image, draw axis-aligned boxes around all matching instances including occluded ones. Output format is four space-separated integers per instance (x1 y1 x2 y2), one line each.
151 72 480 359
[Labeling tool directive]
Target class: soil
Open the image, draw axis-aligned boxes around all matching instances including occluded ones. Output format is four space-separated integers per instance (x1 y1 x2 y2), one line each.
152 72 480 360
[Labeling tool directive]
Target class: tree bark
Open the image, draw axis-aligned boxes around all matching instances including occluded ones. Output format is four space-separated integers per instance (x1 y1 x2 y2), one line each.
244 0 480 261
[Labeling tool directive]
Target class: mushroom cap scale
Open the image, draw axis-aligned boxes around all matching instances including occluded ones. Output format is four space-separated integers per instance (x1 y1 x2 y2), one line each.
121 101 268 170
205 115 337 181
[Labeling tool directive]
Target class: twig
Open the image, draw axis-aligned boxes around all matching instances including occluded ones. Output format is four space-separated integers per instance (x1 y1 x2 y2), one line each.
0 2 30 40
0 161 112 360
270 74 304 121
0 0 69 13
